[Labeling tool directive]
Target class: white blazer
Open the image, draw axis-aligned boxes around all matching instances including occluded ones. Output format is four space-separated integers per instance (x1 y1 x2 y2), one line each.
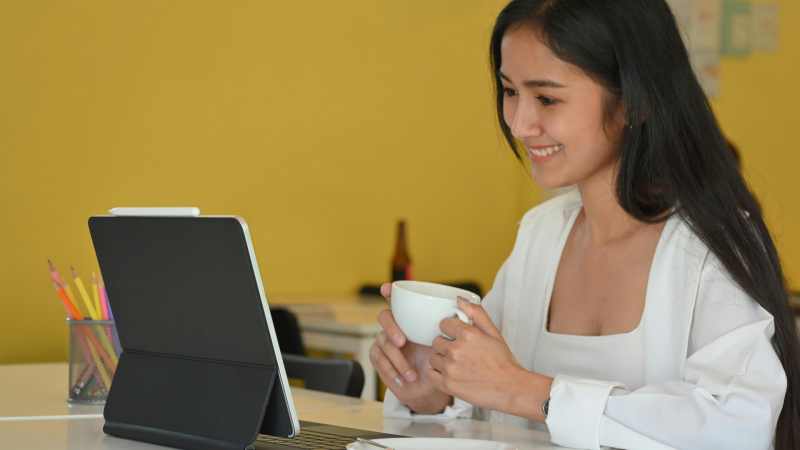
384 190 787 450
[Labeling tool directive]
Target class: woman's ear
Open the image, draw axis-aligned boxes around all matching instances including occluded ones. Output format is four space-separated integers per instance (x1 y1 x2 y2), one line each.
603 94 630 138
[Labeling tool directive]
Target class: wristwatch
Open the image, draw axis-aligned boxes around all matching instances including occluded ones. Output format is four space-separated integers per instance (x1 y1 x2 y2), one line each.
542 398 550 418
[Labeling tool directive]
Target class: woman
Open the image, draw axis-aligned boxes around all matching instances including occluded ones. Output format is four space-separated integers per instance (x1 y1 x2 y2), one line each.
368 0 800 449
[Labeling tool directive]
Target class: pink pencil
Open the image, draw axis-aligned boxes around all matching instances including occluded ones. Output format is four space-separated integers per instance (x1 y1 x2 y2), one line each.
71 360 95 394
50 264 100 390
97 274 115 351
98 274 110 321
102 279 114 321
48 260 60 286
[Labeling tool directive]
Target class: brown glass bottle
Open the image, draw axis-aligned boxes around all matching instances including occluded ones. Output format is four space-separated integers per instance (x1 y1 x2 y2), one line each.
391 221 413 281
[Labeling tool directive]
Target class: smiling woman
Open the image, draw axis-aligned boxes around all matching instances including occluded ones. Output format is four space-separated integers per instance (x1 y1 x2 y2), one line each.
497 25 627 190
369 1 800 449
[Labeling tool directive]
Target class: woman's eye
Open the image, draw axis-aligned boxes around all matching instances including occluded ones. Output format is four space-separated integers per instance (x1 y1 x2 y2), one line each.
502 87 518 97
536 95 557 106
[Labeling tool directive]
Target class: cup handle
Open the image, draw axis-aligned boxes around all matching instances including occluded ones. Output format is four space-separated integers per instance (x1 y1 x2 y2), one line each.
441 307 473 340
454 307 472 325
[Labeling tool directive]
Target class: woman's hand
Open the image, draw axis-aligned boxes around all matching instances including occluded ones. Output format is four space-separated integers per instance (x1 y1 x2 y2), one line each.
427 297 553 423
369 283 453 414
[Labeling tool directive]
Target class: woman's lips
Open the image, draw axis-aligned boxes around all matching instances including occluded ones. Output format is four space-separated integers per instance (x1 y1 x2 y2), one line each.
527 144 563 164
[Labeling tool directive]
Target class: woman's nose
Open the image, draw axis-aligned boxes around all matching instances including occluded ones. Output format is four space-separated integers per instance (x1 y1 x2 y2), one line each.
510 98 544 140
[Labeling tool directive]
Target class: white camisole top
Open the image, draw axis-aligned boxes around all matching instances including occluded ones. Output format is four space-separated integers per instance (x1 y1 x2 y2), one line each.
531 210 647 432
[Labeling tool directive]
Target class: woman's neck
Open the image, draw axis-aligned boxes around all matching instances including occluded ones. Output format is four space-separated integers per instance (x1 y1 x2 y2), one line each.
576 164 645 246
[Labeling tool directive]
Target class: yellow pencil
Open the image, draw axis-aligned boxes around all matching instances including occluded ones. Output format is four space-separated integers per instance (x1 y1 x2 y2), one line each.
86 337 112 388
92 272 102 321
60 276 77 305
62 276 91 319
96 329 119 366
72 268 100 320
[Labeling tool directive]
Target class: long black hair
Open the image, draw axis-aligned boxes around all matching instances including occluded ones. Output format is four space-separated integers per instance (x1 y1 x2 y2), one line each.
490 0 800 447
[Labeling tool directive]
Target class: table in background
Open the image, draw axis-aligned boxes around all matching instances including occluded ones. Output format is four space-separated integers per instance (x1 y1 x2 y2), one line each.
270 295 388 400
0 363 562 449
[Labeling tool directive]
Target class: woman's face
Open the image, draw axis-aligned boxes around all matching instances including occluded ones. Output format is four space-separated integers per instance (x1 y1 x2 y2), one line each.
500 26 626 189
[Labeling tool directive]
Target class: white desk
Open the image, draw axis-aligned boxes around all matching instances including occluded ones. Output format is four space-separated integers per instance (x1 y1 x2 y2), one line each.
0 363 562 449
270 296 387 400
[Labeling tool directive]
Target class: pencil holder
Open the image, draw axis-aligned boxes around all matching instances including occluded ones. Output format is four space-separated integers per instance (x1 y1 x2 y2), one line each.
66 319 121 404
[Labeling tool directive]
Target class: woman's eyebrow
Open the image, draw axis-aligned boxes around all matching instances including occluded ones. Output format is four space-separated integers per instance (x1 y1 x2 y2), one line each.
498 71 567 88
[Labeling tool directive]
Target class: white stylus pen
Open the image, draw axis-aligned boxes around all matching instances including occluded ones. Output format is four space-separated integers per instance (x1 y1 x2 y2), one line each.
108 207 200 217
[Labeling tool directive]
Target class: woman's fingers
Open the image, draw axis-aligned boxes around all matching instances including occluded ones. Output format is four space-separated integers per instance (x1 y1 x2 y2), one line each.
376 330 417 382
456 297 503 340
425 367 445 392
369 337 406 388
380 282 393 304
377 309 406 347
431 335 452 356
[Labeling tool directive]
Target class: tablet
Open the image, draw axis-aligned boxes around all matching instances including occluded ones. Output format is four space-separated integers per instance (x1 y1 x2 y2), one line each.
89 212 299 447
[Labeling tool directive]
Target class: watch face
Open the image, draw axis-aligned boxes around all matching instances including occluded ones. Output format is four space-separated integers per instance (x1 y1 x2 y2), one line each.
543 399 550 418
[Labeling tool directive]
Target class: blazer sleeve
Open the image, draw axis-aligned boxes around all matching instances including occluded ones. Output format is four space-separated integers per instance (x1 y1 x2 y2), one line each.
546 254 787 450
382 257 510 420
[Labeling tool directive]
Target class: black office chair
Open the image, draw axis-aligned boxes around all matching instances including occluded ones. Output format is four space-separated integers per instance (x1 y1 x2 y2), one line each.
270 308 306 356
282 354 365 398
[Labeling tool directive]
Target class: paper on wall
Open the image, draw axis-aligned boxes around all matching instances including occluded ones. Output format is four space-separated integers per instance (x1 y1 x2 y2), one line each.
691 49 720 98
691 0 722 51
722 1 751 56
751 3 779 52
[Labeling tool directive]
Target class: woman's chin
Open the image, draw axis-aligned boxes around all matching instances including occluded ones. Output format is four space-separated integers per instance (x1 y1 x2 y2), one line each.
532 174 573 191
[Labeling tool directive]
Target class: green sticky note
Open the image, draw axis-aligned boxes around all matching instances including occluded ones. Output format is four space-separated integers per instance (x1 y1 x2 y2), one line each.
721 1 751 57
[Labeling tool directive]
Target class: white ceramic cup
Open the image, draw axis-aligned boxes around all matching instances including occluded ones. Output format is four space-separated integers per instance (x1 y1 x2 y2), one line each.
390 281 482 346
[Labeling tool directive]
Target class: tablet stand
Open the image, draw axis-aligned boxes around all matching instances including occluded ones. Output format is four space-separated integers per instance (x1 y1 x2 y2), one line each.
103 351 284 450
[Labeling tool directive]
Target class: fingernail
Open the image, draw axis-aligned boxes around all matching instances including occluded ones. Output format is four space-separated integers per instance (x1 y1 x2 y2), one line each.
394 376 404 388
392 334 405 346
404 370 417 382
457 296 470 306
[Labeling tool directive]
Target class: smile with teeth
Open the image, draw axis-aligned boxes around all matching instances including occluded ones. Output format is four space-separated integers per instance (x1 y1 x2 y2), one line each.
530 145 564 157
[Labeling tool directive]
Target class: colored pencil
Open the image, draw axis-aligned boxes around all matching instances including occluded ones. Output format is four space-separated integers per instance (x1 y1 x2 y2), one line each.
71 361 95 394
88 378 99 396
50 262 116 398
98 273 109 321
92 272 102 321
95 273 114 345
49 262 79 317
101 278 115 321
63 276 95 322
54 282 83 320
60 276 79 312
48 260 60 286
72 268 100 320
53 279 104 391
81 327 118 370
95 366 109 393
110 322 121 355
86 340 112 388
81 376 96 396
50 264 97 372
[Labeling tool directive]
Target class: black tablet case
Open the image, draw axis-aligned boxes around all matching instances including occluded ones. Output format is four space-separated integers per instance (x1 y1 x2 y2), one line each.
89 216 294 450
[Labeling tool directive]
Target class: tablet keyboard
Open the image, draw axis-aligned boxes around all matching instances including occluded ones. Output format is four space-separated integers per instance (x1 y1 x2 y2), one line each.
255 430 357 449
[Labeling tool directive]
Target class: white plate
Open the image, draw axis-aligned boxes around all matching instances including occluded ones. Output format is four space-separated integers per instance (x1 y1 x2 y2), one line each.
347 437 517 450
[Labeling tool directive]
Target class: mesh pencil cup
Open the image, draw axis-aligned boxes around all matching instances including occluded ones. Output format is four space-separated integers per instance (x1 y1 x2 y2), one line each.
66 319 121 404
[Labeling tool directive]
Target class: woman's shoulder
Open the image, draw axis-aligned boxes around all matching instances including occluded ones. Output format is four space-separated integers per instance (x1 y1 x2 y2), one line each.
655 213 774 352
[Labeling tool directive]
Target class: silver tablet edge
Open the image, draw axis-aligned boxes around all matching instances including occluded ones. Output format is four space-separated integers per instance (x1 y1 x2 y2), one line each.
233 216 300 438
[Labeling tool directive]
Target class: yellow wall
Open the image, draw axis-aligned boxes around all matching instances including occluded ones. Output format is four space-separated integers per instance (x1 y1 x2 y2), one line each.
711 0 800 291
1 0 797 364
